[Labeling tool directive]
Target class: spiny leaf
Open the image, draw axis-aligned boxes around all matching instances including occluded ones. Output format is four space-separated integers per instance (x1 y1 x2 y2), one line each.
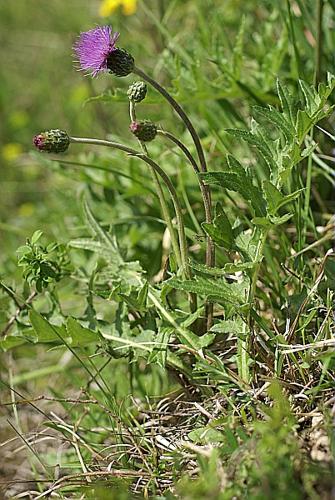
253 105 294 142
147 327 172 368
200 167 266 217
202 203 234 250
202 222 229 248
225 128 276 171
167 276 249 305
276 79 295 123
226 155 251 178
269 213 293 225
190 261 232 276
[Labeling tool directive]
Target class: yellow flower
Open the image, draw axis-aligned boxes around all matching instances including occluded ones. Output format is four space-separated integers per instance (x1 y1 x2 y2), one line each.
18 203 35 218
99 0 137 17
2 143 23 162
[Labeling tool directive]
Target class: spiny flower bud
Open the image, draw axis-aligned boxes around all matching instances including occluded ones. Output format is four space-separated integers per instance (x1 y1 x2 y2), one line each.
127 81 147 103
130 120 157 142
33 129 70 153
107 48 134 77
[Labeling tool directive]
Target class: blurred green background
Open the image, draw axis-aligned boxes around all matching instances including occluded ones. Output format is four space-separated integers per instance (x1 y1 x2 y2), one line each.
1 0 334 277
1 2 335 497
0 0 169 273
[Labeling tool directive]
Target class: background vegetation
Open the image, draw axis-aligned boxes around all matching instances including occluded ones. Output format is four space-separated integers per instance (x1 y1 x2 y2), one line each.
0 0 334 498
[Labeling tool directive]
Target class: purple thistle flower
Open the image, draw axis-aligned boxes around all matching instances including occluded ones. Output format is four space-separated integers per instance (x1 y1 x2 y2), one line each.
74 26 119 77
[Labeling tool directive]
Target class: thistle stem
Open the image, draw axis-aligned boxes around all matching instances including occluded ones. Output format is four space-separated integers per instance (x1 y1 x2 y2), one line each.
69 136 191 282
133 66 207 172
129 102 183 272
133 67 215 328
157 130 215 326
157 129 213 231
315 0 324 86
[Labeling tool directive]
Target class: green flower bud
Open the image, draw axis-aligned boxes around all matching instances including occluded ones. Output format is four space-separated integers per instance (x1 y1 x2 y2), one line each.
107 48 134 77
33 129 70 153
130 120 157 142
127 81 147 103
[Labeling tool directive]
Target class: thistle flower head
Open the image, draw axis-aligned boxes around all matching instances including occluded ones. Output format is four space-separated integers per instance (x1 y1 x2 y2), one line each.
74 25 119 77
127 81 147 103
33 130 70 153
130 120 157 142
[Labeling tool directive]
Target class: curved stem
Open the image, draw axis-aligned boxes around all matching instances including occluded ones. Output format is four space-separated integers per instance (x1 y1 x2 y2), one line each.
157 130 215 329
157 129 200 173
133 67 215 328
133 66 207 172
315 0 324 86
129 103 183 271
157 129 213 227
69 136 191 281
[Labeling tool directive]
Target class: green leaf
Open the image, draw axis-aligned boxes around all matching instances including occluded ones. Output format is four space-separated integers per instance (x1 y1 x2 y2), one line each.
31 230 43 244
202 222 230 248
269 213 293 225
197 332 216 348
29 310 68 344
262 180 284 215
253 105 294 142
200 166 266 217
277 189 304 210
225 128 276 171
299 79 320 115
68 238 117 261
66 317 100 347
0 336 27 351
226 155 249 178
222 262 255 273
189 426 225 444
202 202 234 250
137 281 149 310
167 276 249 305
147 327 171 368
210 317 244 334
251 217 272 227
190 261 232 277
296 109 313 142
234 229 259 262
276 79 295 123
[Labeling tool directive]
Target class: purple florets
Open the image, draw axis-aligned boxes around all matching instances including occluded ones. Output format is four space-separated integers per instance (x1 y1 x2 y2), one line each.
33 134 44 150
74 26 119 77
